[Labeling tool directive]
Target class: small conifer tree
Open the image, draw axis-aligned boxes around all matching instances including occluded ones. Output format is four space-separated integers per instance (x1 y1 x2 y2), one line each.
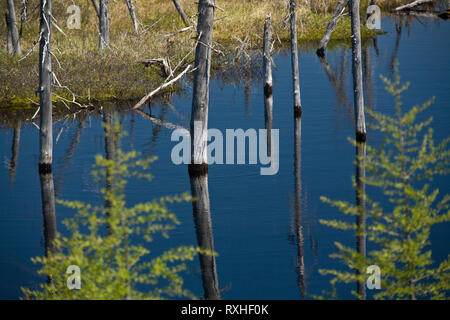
320 66 450 300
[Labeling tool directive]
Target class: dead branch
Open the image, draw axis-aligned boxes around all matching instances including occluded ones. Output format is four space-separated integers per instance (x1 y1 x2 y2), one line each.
131 64 193 110
395 0 434 11
163 25 194 38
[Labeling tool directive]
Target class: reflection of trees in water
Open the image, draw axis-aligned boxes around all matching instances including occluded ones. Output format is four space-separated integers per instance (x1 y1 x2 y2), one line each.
355 142 367 300
188 169 221 300
293 115 306 298
318 53 354 123
8 120 21 182
38 170 57 284
390 15 404 75
53 120 84 196
102 108 119 235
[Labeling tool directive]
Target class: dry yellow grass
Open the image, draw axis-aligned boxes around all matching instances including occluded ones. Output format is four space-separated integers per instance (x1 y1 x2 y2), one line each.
0 0 418 106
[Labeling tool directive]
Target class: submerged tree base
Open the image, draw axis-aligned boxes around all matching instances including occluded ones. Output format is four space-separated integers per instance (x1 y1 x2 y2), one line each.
188 164 208 177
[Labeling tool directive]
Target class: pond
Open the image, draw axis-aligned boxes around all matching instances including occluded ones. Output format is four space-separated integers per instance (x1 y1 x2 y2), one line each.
0 16 449 299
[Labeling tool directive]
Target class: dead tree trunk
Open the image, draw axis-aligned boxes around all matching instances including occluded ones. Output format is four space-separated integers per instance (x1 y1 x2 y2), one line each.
38 0 53 173
189 171 221 300
190 0 214 170
350 0 366 142
262 15 273 157
125 0 138 33
19 0 28 37
6 0 21 55
99 0 110 51
355 142 366 299
289 0 302 117
5 13 13 54
263 16 273 157
172 0 191 27
316 0 346 57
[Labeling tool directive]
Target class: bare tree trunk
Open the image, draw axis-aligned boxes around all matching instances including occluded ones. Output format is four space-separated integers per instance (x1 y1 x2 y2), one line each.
189 171 221 300
190 0 214 169
355 142 366 299
125 0 138 33
172 0 190 27
19 0 28 37
99 0 110 51
6 0 21 54
316 0 346 57
5 13 13 54
39 0 53 173
350 0 366 142
289 0 302 117
263 15 273 157
263 14 273 156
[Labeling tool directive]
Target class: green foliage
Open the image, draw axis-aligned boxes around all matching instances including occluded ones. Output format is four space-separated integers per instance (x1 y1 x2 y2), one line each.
320 65 450 300
23 120 201 300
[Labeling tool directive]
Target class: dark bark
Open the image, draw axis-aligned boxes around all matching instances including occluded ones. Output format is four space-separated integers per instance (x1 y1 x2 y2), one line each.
38 0 53 171
289 0 302 116
350 0 366 142
190 0 215 165
99 0 110 51
6 0 21 54
316 0 346 57
189 172 221 300
172 0 191 27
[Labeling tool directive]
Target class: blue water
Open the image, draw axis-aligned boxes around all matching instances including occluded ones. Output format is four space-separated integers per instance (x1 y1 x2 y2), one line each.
0 17 449 299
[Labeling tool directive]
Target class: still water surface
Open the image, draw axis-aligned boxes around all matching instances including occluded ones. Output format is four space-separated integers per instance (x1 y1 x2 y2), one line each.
0 17 449 299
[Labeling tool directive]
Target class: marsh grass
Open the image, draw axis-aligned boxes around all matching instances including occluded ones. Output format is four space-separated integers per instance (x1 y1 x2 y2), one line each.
0 0 410 108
